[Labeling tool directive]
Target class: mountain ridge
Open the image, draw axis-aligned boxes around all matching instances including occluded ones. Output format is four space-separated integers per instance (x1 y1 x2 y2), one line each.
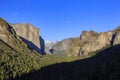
52 26 120 56
1 17 120 80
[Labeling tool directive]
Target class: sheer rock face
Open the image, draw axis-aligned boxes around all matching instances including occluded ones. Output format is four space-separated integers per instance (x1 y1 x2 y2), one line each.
0 18 29 51
53 27 120 56
113 27 120 45
0 18 41 53
11 24 40 48
114 33 120 45
80 31 113 55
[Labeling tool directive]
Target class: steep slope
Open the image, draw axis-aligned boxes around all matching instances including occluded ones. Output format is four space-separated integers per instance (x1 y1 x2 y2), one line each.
0 39 42 80
0 18 42 80
52 38 73 54
0 18 31 52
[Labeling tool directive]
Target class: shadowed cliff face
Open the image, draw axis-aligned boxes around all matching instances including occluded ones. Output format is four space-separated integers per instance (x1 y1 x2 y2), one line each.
0 18 44 80
10 24 42 53
39 36 45 54
11 24 40 48
0 18 39 53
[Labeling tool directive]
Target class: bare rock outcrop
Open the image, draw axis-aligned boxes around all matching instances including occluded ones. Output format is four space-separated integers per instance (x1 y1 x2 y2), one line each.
0 18 18 46
79 27 120 56
80 31 113 55
0 18 31 52
113 27 120 45
11 24 40 48
0 18 42 54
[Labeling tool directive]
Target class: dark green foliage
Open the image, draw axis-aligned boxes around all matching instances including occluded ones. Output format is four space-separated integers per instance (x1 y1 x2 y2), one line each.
1 36 120 80
93 46 120 80
0 40 82 80
14 44 120 80
0 40 43 80
88 44 111 57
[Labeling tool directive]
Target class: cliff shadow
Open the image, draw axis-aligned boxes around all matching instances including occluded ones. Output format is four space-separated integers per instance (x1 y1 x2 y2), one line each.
110 33 116 46
49 49 54 54
19 37 41 53
9 25 17 36
39 36 45 55
14 44 120 80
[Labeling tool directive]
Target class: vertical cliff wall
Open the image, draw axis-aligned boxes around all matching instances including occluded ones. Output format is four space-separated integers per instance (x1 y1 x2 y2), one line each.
0 18 33 52
52 27 120 56
11 24 41 52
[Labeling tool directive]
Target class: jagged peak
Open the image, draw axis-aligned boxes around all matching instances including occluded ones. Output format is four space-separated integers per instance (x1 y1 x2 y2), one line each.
81 30 98 34
80 30 99 40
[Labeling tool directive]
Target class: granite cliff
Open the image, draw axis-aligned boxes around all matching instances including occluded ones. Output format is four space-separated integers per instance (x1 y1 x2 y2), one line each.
52 27 120 56
10 24 41 53
11 24 40 48
79 28 120 56
0 18 37 53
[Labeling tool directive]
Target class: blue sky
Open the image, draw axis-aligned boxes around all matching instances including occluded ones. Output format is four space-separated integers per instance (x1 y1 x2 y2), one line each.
0 0 120 41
